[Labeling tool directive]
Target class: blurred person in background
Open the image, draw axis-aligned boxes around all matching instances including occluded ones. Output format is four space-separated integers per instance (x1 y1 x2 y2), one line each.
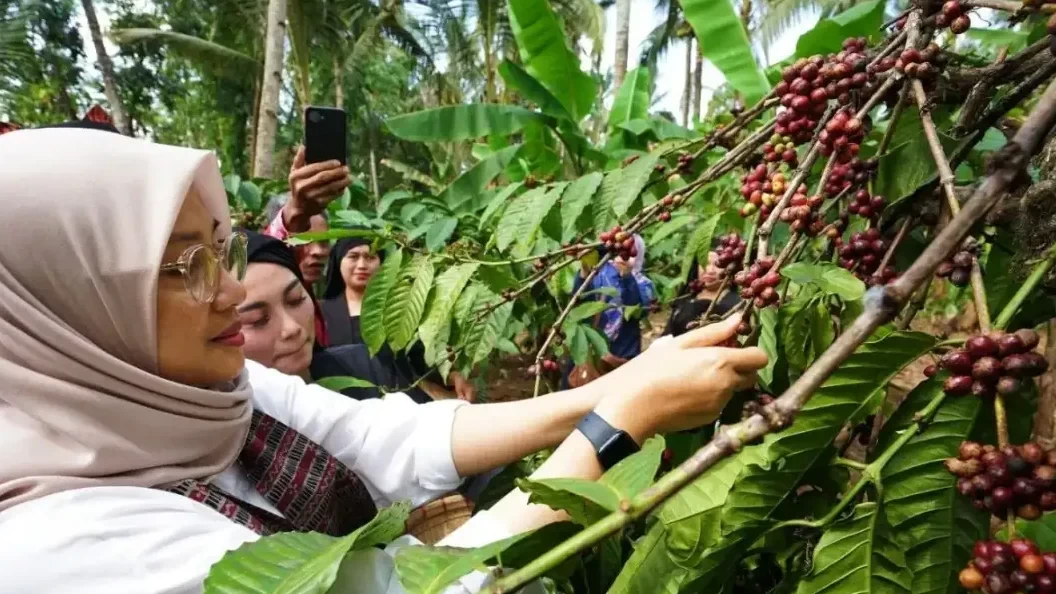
664 247 741 338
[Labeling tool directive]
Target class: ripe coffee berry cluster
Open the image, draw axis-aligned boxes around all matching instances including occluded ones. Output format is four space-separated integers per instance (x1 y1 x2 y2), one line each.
779 190 826 235
940 330 1047 398
715 233 748 270
823 157 877 198
937 240 980 287
734 257 781 308
658 194 675 222
819 108 865 162
598 226 637 260
947 441 1056 521
894 45 944 81
762 133 799 165
676 152 694 172
740 165 804 219
837 228 897 282
848 189 886 221
959 538 1056 593
936 1 972 34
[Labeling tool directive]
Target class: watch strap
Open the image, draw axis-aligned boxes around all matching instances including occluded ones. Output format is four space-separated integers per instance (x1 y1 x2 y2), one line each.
576 411 641 470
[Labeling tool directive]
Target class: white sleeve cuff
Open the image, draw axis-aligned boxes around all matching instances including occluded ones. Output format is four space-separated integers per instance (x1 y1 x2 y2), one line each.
413 399 470 491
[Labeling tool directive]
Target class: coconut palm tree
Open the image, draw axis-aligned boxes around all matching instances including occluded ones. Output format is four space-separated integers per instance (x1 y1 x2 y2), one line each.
79 0 131 135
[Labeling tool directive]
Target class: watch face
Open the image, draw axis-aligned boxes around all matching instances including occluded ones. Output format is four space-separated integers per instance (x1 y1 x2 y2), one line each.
600 431 640 470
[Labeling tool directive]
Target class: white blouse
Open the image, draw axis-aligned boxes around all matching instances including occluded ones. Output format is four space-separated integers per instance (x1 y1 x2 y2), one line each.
0 361 540 594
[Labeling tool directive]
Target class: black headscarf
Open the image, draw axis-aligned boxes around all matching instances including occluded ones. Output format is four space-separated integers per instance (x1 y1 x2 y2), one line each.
323 235 382 300
245 229 304 285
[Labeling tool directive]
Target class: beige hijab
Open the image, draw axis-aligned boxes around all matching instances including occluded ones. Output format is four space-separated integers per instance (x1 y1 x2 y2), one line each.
0 128 252 512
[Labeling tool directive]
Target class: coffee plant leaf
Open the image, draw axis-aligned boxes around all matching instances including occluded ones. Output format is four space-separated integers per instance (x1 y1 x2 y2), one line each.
809 300 836 366
559 172 604 243
612 152 662 217
581 325 610 359
780 292 816 371
496 185 549 252
517 477 619 526
757 306 787 393
872 377 990 594
475 263 518 294
795 0 884 58
395 528 542 594
384 255 436 353
478 182 523 232
515 182 566 254
418 264 478 366
780 262 865 301
567 324 590 365
1000 514 1056 551
461 292 514 366
600 436 665 499
720 331 936 535
682 213 722 278
609 524 703 594
648 213 695 247
563 301 608 326
204 502 410 594
795 502 912 594
360 249 403 356
313 376 377 391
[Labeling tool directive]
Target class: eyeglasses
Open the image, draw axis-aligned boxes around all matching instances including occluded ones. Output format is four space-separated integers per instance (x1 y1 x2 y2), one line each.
160 232 248 303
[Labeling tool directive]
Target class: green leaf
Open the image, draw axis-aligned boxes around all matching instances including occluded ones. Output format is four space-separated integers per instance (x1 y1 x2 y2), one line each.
425 217 458 252
600 436 665 499
498 59 574 122
1002 514 1056 551
609 524 702 594
609 67 651 130
564 301 609 325
965 28 1029 55
518 477 619 526
619 118 700 141
507 0 598 121
384 255 436 353
781 294 815 371
680 0 770 104
796 0 885 57
495 184 563 253
360 250 403 356
436 146 520 209
682 214 723 279
478 182 523 231
394 528 545 594
314 376 377 391
876 378 990 594
796 502 913 594
781 262 865 300
381 160 438 189
379 190 413 217
605 152 661 217
517 182 567 254
757 306 784 392
385 104 545 142
204 502 409 594
581 325 610 358
721 331 937 534
567 324 590 365
109 28 258 82
237 181 262 211
419 264 479 366
560 172 604 243
809 300 836 365
223 174 241 196
462 296 514 366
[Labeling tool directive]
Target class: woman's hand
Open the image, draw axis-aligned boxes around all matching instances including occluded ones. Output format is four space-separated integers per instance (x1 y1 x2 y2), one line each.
614 256 634 277
284 146 351 229
591 316 766 443
449 371 476 402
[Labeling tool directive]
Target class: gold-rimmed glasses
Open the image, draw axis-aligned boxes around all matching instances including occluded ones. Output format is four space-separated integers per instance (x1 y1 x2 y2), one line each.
160 232 248 303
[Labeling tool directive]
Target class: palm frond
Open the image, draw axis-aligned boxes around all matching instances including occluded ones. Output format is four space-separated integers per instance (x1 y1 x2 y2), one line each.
755 0 820 55
109 28 259 82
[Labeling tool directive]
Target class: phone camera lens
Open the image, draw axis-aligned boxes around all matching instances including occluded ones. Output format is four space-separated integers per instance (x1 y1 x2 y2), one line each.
308 111 322 123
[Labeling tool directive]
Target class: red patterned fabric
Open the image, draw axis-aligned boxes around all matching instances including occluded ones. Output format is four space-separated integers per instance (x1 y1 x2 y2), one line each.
166 410 377 536
0 122 21 136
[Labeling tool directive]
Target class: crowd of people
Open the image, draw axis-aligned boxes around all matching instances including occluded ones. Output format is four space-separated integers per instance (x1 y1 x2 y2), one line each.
0 111 765 594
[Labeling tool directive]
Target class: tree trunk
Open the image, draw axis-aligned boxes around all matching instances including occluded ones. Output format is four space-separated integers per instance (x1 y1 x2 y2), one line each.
333 57 344 109
253 0 288 179
691 45 704 124
681 38 692 127
613 0 631 90
80 0 131 135
369 146 380 201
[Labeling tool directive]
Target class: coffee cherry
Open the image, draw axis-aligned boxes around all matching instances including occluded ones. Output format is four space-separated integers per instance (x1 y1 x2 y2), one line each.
959 567 985 589
967 335 999 359
951 14 971 34
944 375 973 395
941 349 974 375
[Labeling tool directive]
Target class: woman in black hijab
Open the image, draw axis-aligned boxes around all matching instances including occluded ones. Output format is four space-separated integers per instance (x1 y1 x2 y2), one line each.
322 236 476 401
239 231 426 401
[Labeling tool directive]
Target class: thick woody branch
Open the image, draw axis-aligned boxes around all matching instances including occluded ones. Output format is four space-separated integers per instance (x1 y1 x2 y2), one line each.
482 78 1056 594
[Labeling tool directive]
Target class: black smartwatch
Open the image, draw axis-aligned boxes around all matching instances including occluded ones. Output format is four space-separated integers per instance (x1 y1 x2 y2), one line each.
576 411 640 471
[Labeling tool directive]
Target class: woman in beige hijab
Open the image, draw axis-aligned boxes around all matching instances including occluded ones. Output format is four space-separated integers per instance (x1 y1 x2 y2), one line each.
0 127 765 594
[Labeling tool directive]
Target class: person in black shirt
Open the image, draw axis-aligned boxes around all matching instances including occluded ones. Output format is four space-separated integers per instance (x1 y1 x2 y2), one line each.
321 236 476 401
664 248 741 337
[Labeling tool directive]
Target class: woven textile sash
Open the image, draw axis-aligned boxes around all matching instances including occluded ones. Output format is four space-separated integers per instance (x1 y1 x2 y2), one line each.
166 410 378 536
